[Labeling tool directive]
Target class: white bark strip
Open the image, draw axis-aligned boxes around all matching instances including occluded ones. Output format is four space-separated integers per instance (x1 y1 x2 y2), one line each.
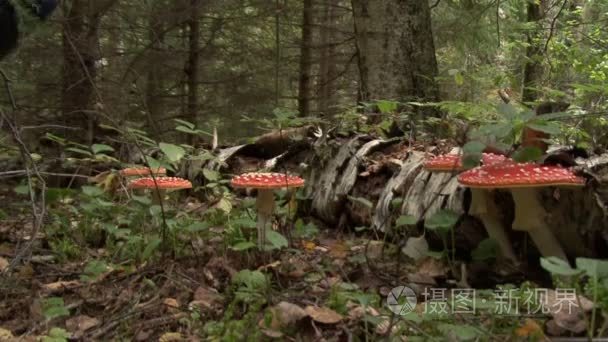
400 163 463 222
310 137 364 222
206 145 246 171
372 152 425 232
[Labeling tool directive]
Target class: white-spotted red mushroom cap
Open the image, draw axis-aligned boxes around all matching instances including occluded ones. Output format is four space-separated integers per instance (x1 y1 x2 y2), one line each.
231 172 305 189
120 166 167 177
423 154 461 171
481 153 510 166
424 153 511 172
128 177 192 190
457 163 584 189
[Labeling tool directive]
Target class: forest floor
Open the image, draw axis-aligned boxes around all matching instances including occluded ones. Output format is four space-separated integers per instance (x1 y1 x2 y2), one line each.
0 185 595 341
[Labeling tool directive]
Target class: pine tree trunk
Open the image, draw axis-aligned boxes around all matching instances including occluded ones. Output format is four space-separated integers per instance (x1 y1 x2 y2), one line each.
61 0 117 144
298 0 313 117
61 0 99 145
522 0 546 103
186 0 200 145
145 2 167 135
318 0 338 117
351 0 440 108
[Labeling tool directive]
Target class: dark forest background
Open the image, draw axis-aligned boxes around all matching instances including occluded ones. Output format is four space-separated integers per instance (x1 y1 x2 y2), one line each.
4 0 607 147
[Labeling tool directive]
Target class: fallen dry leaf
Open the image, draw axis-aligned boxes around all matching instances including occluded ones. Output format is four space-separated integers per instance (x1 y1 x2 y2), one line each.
305 306 343 324
158 332 183 342
135 330 153 341
17 264 34 279
328 241 349 259
515 319 543 338
260 329 284 338
302 241 316 252
314 246 329 253
541 289 593 333
319 276 341 289
348 305 380 320
402 235 429 261
41 280 81 294
545 319 567 336
0 257 8 272
281 256 310 278
163 298 180 309
258 261 281 271
0 328 14 341
374 317 394 335
65 315 100 337
189 287 223 312
346 303 393 335
407 272 437 286
352 240 383 260
416 257 448 279
259 301 307 331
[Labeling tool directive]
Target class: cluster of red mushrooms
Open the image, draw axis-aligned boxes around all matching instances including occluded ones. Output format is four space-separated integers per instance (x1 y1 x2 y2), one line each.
120 166 305 250
423 150 584 262
120 166 192 204
120 138 583 259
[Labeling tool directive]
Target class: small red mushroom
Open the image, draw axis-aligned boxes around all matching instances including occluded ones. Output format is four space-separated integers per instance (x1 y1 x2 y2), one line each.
231 172 305 249
424 152 510 172
120 166 167 177
459 162 584 261
128 177 192 204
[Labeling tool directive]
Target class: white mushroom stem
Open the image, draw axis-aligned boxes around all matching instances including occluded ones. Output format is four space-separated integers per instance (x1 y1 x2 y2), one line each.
469 189 517 262
510 188 568 261
256 189 275 249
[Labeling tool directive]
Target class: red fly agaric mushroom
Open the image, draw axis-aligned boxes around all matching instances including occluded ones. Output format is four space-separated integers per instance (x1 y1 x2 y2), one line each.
424 153 518 262
424 152 510 172
120 166 167 177
128 177 192 204
231 172 305 249
458 162 584 261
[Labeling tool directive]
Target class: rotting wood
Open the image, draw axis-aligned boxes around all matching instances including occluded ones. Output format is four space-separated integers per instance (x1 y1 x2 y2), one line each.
335 139 399 199
402 168 464 221
203 134 608 259
308 136 366 223
206 145 246 171
372 152 425 232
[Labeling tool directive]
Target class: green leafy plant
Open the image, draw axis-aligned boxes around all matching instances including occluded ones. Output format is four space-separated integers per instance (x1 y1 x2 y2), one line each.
41 327 70 342
540 257 608 338
425 209 460 263
42 297 70 320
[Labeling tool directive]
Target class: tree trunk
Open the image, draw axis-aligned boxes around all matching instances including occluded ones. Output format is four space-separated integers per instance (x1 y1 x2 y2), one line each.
186 0 201 145
298 0 313 117
522 0 546 103
145 2 167 136
318 0 338 117
61 0 118 144
61 0 99 145
351 0 440 107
